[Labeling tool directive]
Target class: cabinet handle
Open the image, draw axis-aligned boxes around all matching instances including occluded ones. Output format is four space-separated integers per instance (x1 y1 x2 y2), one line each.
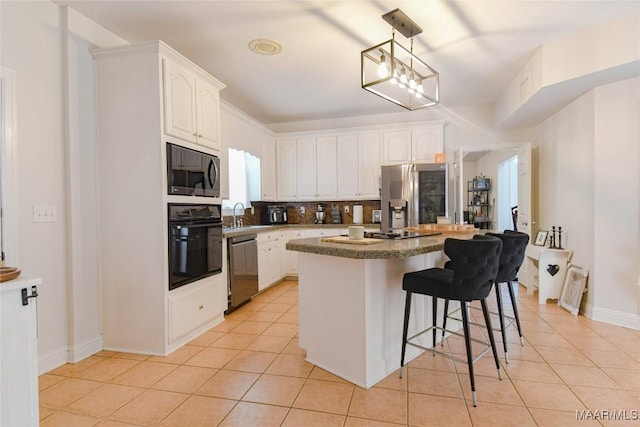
199 304 204 310
193 132 198 136
198 134 203 137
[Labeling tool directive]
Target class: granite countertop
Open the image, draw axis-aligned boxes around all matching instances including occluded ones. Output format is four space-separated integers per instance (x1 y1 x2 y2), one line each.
286 234 457 260
222 223 380 238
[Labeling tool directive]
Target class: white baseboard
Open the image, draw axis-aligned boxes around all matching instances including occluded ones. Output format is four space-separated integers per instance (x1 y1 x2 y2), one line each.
68 335 104 363
38 335 104 375
582 303 640 330
38 345 69 375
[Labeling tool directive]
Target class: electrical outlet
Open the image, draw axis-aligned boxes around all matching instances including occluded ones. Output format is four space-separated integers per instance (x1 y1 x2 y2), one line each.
33 205 57 223
300 206 305 214
344 205 349 213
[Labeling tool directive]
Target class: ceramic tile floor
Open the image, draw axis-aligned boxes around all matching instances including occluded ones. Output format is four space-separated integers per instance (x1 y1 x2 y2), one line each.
39 279 640 426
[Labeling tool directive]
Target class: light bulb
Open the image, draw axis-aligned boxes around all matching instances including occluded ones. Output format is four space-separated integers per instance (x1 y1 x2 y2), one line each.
377 53 388 78
390 69 398 85
399 67 408 84
417 82 424 93
409 74 417 89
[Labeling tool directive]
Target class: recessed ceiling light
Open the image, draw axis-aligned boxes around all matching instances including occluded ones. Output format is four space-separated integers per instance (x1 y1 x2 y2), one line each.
248 39 283 55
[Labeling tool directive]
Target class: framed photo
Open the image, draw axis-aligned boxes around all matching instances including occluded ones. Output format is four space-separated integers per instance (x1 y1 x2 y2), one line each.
473 177 489 190
534 230 548 246
559 265 589 316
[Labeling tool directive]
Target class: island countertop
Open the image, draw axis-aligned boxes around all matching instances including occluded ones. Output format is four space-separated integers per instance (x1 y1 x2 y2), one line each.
286 234 464 260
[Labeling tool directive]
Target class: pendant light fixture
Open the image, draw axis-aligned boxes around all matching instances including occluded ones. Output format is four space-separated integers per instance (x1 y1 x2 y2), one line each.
361 9 439 110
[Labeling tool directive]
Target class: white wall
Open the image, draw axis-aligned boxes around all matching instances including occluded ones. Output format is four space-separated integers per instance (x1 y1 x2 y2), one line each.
1 1 126 372
592 77 639 324
535 77 639 328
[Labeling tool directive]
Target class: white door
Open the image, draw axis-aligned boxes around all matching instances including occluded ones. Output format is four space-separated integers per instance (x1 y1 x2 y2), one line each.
382 130 411 164
517 142 532 237
276 138 297 200
315 136 337 199
337 135 359 199
296 137 317 200
196 79 220 150
357 133 381 199
163 59 197 143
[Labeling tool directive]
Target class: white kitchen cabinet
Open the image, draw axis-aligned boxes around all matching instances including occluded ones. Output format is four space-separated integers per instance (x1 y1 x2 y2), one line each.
168 274 227 343
280 229 303 275
257 231 283 291
381 124 444 165
297 136 337 201
382 129 412 164
92 41 227 356
1 277 42 427
337 133 381 200
303 228 346 238
276 138 298 200
261 134 277 201
163 58 222 151
411 125 444 163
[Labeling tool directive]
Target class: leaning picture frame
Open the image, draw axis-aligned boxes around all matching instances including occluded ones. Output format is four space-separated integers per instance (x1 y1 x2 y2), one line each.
559 264 589 316
534 230 548 246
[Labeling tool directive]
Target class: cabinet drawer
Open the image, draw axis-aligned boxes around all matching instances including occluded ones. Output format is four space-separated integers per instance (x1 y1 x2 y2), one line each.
257 232 280 244
169 284 219 342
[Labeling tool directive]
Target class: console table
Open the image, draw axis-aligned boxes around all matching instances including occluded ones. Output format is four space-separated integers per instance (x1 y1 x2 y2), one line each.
523 245 573 304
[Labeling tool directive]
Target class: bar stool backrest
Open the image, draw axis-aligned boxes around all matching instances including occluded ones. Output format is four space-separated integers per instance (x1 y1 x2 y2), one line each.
486 231 529 283
443 237 502 301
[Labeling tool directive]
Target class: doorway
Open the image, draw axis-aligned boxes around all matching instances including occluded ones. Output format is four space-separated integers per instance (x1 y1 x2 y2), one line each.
498 154 518 231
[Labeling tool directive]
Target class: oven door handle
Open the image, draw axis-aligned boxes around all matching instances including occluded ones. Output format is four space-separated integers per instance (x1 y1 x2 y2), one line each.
173 223 222 230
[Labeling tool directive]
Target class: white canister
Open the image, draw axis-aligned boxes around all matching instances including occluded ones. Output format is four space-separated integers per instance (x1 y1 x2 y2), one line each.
352 205 363 224
348 225 365 240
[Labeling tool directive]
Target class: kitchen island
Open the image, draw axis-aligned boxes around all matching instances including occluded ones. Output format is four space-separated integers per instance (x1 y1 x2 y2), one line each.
287 234 459 388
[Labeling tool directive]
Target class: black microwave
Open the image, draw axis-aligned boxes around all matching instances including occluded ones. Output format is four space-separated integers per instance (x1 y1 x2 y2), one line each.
167 143 220 198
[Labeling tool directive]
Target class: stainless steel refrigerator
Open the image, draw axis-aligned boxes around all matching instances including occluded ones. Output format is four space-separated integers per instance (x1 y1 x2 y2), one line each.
381 163 449 233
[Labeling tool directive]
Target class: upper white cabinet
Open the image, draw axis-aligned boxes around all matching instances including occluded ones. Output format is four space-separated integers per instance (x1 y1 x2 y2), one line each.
337 133 381 200
411 125 444 163
163 58 222 151
297 136 337 201
276 138 298 200
382 130 412 165
381 124 444 164
261 135 277 201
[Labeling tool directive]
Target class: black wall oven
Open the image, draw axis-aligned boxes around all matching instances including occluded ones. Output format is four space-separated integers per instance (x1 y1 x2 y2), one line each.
168 204 223 290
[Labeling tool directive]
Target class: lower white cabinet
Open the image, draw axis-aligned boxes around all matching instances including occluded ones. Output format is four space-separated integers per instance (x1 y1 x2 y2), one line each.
168 275 227 343
303 228 346 238
281 229 303 275
1 277 42 427
258 232 283 291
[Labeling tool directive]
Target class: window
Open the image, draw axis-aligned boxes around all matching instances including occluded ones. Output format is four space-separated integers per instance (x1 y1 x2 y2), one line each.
222 148 261 211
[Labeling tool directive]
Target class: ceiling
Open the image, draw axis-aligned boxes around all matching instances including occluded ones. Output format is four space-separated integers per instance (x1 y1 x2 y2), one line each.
56 1 638 126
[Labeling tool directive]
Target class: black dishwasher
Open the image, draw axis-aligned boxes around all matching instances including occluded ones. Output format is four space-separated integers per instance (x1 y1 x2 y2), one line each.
227 233 259 312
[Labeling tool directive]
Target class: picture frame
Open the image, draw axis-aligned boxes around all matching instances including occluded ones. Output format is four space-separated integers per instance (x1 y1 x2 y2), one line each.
534 230 548 246
559 264 589 316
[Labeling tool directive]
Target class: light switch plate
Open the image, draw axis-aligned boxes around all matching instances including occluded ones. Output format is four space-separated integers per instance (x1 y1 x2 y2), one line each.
344 205 349 213
33 205 57 223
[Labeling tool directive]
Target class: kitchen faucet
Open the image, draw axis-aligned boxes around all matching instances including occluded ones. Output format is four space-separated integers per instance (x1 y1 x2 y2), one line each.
232 202 245 228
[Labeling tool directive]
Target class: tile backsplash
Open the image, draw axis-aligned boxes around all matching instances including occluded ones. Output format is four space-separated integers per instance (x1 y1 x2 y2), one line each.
224 200 382 227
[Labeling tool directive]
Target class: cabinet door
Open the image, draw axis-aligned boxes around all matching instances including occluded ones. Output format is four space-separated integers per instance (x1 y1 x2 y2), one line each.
282 230 302 275
382 130 411 164
261 135 277 201
196 78 221 150
316 136 337 200
411 125 443 163
296 137 317 200
258 240 281 291
276 138 297 200
357 133 381 199
163 59 197 143
337 135 359 199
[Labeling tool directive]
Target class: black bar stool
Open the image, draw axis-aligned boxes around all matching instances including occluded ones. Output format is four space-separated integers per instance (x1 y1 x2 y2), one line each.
441 231 529 363
400 236 503 407
488 231 529 358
